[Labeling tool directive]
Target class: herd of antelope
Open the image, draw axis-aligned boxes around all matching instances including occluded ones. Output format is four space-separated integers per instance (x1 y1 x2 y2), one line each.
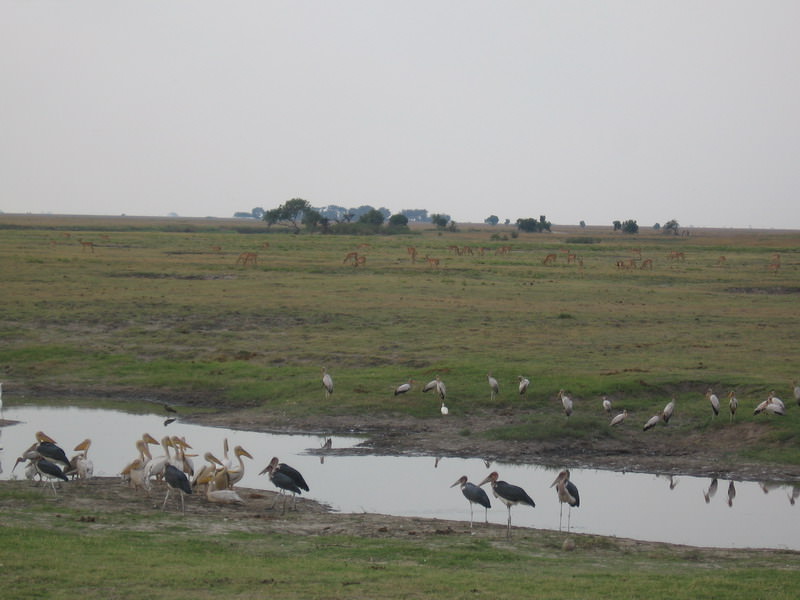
44 233 790 275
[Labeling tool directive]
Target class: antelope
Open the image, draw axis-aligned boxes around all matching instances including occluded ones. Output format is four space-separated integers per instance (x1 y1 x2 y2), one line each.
716 255 727 266
343 251 359 265
78 239 94 253
236 252 257 266
542 253 557 265
640 258 653 270
354 255 366 268
407 246 417 263
425 255 440 268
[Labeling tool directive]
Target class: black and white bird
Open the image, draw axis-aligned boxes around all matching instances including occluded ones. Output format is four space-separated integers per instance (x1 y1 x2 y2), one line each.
478 471 535 538
394 379 413 396
162 463 192 514
551 469 580 533
35 457 69 495
643 414 661 431
262 463 303 513
451 475 491 529
610 409 627 426
34 431 70 470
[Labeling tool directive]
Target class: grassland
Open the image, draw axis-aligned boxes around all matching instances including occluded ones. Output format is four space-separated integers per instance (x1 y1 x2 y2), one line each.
2 214 799 598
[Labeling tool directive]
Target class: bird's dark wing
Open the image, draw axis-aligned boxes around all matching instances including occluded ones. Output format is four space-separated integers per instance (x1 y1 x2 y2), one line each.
566 480 580 507
463 482 491 509
271 470 302 495
496 480 535 507
165 464 193 494
278 463 309 492
37 442 70 467
37 458 68 481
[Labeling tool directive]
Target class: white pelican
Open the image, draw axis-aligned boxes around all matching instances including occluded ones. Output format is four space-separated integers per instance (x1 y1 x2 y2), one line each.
220 445 253 489
72 438 94 480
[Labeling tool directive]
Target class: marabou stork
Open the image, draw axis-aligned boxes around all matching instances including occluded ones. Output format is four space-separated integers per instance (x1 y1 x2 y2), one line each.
260 456 309 493
451 475 491 528
487 374 499 401
35 457 69 495
518 376 530 396
550 470 580 533
262 463 303 513
322 367 334 400
162 463 192 514
394 379 413 396
478 471 535 538
34 432 70 470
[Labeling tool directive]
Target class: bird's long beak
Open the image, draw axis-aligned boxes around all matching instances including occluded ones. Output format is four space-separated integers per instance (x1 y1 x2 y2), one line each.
478 475 492 487
550 471 565 488
74 438 91 452
205 453 223 466
258 464 271 476
238 447 253 460
36 431 57 443
450 479 462 488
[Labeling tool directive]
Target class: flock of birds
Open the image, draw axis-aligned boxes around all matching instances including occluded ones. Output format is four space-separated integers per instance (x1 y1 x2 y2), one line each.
10 430 310 516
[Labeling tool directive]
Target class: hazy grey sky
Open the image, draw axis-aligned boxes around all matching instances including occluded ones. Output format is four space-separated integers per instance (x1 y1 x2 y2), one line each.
2 1 799 228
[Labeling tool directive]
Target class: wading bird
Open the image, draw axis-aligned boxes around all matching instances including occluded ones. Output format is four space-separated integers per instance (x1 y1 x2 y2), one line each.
559 389 573 418
70 438 94 480
518 376 530 396
441 402 449 416
35 457 69 495
217 445 253 489
394 379 413 396
422 375 446 401
451 475 491 528
262 463 303 513
162 464 192 514
793 380 800 406
610 409 627 426
479 471 535 538
602 396 612 415
259 456 309 502
706 388 720 418
34 432 70 470
662 398 675 424
551 470 580 533
643 414 661 431
488 374 499 401
728 391 738 422
322 367 334 400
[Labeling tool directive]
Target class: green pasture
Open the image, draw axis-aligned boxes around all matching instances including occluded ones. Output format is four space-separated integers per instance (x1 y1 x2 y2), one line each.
1 214 799 463
1 481 799 600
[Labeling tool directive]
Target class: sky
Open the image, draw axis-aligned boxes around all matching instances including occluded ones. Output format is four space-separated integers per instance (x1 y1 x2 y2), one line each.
2 1 799 229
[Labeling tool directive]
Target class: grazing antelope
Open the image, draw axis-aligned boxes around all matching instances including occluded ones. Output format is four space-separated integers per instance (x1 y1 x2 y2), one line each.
425 255 440 268
640 258 653 270
78 239 94 253
236 252 257 266
406 246 418 262
343 251 359 265
542 253 557 265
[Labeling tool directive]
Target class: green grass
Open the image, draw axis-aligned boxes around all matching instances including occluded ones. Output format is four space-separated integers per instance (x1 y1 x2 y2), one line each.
1 215 799 465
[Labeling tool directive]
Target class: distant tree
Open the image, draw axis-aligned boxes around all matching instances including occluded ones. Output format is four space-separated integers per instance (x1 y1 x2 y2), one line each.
663 219 680 235
621 219 639 234
401 209 429 222
516 215 552 233
612 220 622 231
579 220 586 229
485 215 499 226
388 213 409 227
233 211 254 218
431 213 450 229
653 222 661 231
319 205 349 221
251 207 265 220
538 215 552 232
358 208 385 226
263 198 315 233
504 219 510 225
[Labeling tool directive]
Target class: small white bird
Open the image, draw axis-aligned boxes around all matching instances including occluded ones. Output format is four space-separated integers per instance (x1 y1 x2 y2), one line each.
610 409 627 426
517 376 530 396
488 374 499 401
662 398 676 423
441 402 449 416
643 414 661 431
602 396 612 414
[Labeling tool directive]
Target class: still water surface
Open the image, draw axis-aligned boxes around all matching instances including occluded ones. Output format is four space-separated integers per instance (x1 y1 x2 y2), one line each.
1 404 798 550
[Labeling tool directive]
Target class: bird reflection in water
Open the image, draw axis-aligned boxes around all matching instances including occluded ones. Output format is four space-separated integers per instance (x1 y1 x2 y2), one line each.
788 485 800 506
704 478 718 503
727 481 736 507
